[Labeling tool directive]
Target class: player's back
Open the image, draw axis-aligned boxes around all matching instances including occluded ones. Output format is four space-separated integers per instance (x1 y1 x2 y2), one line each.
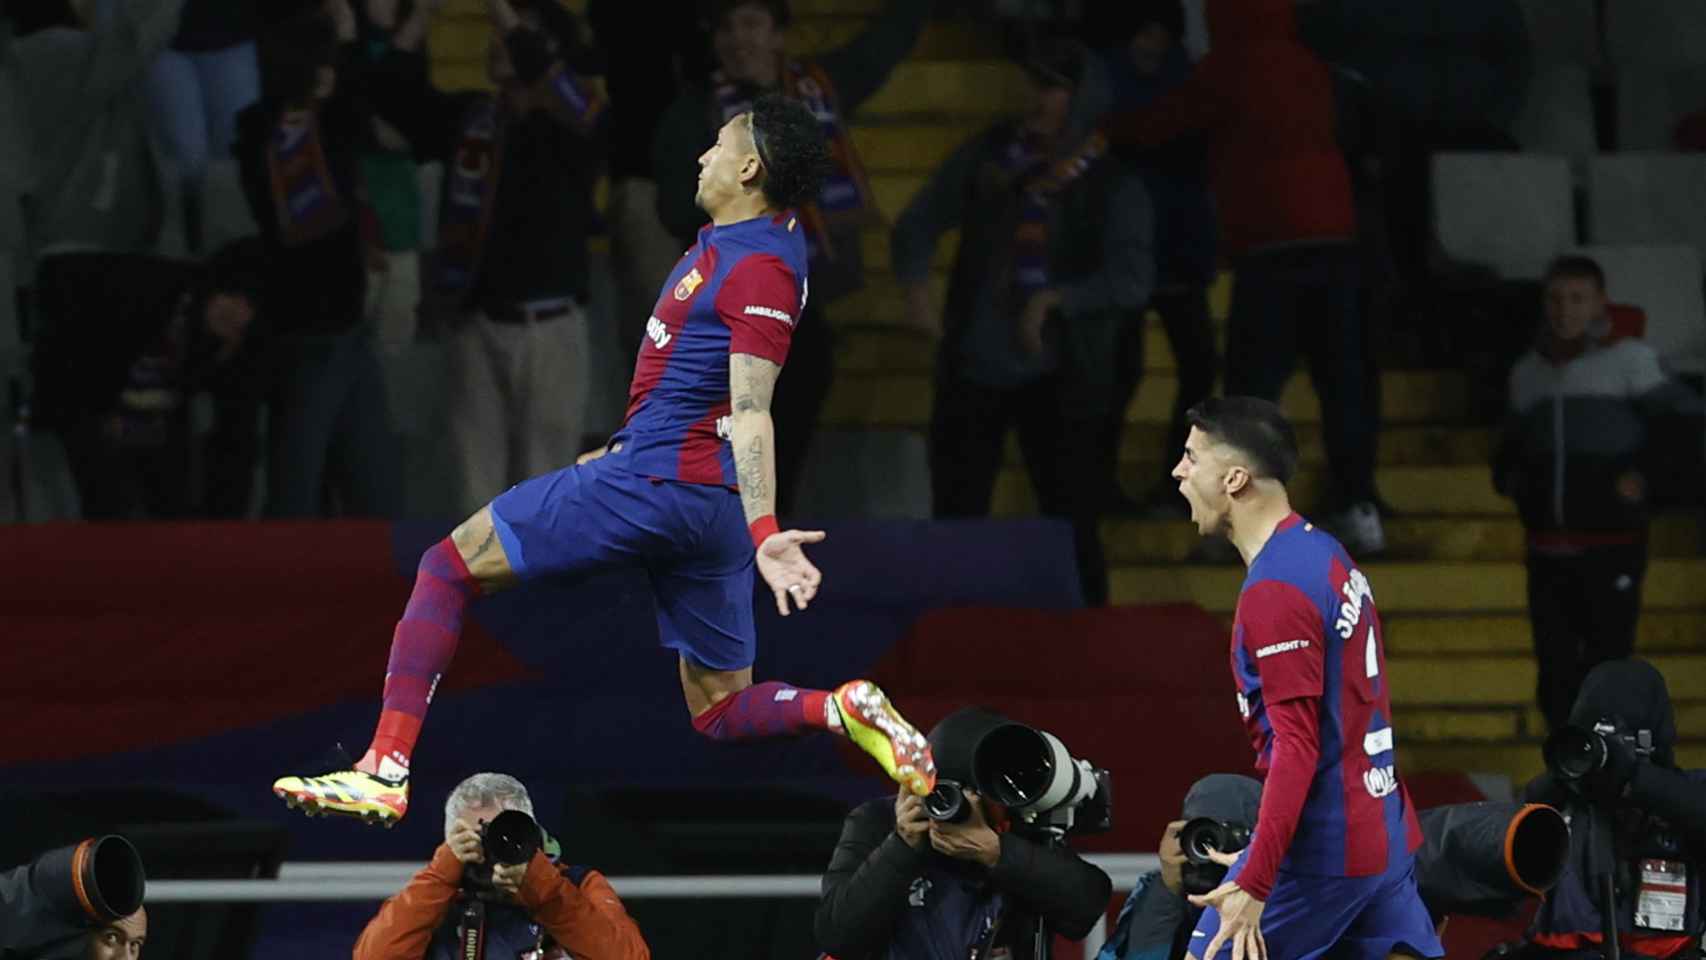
1231 514 1422 880
616 212 810 486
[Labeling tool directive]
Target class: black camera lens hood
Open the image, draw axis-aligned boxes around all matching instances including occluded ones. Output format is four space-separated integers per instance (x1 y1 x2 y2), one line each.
35 835 146 925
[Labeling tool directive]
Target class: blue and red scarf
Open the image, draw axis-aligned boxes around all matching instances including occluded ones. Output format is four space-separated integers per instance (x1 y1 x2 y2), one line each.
266 110 350 248
713 58 879 260
996 128 1108 296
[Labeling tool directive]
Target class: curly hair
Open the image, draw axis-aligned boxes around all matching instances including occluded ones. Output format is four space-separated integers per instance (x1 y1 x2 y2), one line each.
749 94 830 211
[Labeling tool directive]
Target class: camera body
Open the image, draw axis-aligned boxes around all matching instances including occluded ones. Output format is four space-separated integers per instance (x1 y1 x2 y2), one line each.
1543 718 1654 783
922 722 1112 839
460 810 543 902
1177 817 1252 895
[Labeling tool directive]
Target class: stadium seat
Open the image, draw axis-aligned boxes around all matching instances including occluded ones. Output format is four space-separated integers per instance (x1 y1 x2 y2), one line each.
201 158 258 254
1585 153 1706 262
792 428 930 520
1615 66 1706 150
1605 0 1706 69
1514 64 1598 155
1573 244 1706 374
1519 0 1599 65
1432 152 1575 280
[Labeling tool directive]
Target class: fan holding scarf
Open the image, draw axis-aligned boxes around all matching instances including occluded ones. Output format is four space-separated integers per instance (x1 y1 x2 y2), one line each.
235 0 404 518
365 0 607 514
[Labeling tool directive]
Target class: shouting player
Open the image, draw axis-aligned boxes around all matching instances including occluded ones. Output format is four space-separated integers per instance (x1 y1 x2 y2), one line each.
1171 397 1442 960
272 95 936 825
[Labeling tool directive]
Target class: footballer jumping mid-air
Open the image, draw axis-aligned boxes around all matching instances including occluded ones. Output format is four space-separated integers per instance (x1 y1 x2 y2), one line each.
273 95 936 825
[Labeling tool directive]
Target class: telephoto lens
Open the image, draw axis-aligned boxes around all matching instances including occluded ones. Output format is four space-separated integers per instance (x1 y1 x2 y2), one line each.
925 780 970 823
1543 725 1608 782
1179 817 1252 864
481 810 543 866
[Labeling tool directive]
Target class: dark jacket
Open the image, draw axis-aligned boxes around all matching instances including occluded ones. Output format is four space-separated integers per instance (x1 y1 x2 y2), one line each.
1523 661 1706 959
368 29 605 309
892 118 1153 391
352 844 649 960
1494 329 1704 541
650 0 930 302
234 43 371 337
815 798 1112 960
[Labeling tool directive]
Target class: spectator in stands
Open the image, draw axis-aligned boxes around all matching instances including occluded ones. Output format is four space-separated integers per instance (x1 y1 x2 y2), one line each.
1494 256 1706 732
1090 0 1386 555
1077 0 1216 518
235 2 402 518
894 36 1152 606
352 0 429 359
651 0 931 514
87 907 146 959
587 0 706 410
139 0 261 254
368 0 605 513
1096 774 1260 960
815 707 1112 960
353 772 649 960
11 0 188 272
29 239 266 520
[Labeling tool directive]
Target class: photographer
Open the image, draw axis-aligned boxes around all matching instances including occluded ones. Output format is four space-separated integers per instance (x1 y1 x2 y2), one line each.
1 836 146 960
1520 659 1706 960
352 773 648 960
1097 775 1261 960
814 708 1113 959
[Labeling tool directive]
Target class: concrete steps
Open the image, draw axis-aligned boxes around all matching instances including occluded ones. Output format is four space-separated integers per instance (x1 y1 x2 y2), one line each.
1102 515 1705 563
823 369 1473 427
1107 558 1706 614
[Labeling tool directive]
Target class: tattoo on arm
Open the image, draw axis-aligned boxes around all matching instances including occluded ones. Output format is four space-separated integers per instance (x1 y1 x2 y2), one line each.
730 353 782 522
731 353 779 414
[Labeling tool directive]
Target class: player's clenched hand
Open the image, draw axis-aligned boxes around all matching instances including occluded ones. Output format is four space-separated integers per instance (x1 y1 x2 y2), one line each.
756 529 826 616
1189 882 1266 960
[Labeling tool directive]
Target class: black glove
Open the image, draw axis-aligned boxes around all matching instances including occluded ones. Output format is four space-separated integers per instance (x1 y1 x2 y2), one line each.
1580 732 1640 803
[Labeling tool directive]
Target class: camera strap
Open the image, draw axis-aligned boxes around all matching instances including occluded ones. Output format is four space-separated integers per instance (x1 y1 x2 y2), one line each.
459 898 487 960
1634 859 1688 933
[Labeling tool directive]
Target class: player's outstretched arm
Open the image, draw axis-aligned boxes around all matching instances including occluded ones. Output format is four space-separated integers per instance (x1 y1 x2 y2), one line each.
730 352 825 616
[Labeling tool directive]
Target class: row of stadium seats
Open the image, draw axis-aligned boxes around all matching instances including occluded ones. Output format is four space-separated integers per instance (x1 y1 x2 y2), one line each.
1432 151 1706 373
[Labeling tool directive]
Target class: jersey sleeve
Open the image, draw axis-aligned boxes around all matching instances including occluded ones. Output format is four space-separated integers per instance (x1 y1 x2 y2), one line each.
716 254 801 366
1239 579 1326 704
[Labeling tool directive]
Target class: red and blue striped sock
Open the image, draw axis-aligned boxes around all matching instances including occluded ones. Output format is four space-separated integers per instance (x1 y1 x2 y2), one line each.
362 538 480 775
690 682 833 741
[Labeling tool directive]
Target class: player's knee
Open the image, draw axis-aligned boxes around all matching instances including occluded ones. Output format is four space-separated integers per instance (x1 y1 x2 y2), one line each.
448 506 516 590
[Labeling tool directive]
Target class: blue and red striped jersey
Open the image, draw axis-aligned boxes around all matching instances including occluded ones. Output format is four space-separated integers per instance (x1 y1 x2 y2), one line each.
1230 513 1423 882
614 212 810 486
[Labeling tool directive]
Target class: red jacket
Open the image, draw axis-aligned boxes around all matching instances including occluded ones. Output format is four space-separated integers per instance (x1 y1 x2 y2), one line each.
1101 0 1356 256
352 844 650 960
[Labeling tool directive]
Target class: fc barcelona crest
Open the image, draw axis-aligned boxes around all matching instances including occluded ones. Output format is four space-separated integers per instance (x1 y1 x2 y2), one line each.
674 268 704 301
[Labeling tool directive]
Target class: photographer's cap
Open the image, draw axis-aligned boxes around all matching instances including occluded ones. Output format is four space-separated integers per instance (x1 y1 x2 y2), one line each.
1182 774 1262 826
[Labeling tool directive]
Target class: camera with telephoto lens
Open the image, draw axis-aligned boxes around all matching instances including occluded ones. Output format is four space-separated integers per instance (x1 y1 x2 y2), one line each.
1543 718 1654 783
1177 817 1252 895
460 809 544 900
923 721 1112 837
0 836 146 959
